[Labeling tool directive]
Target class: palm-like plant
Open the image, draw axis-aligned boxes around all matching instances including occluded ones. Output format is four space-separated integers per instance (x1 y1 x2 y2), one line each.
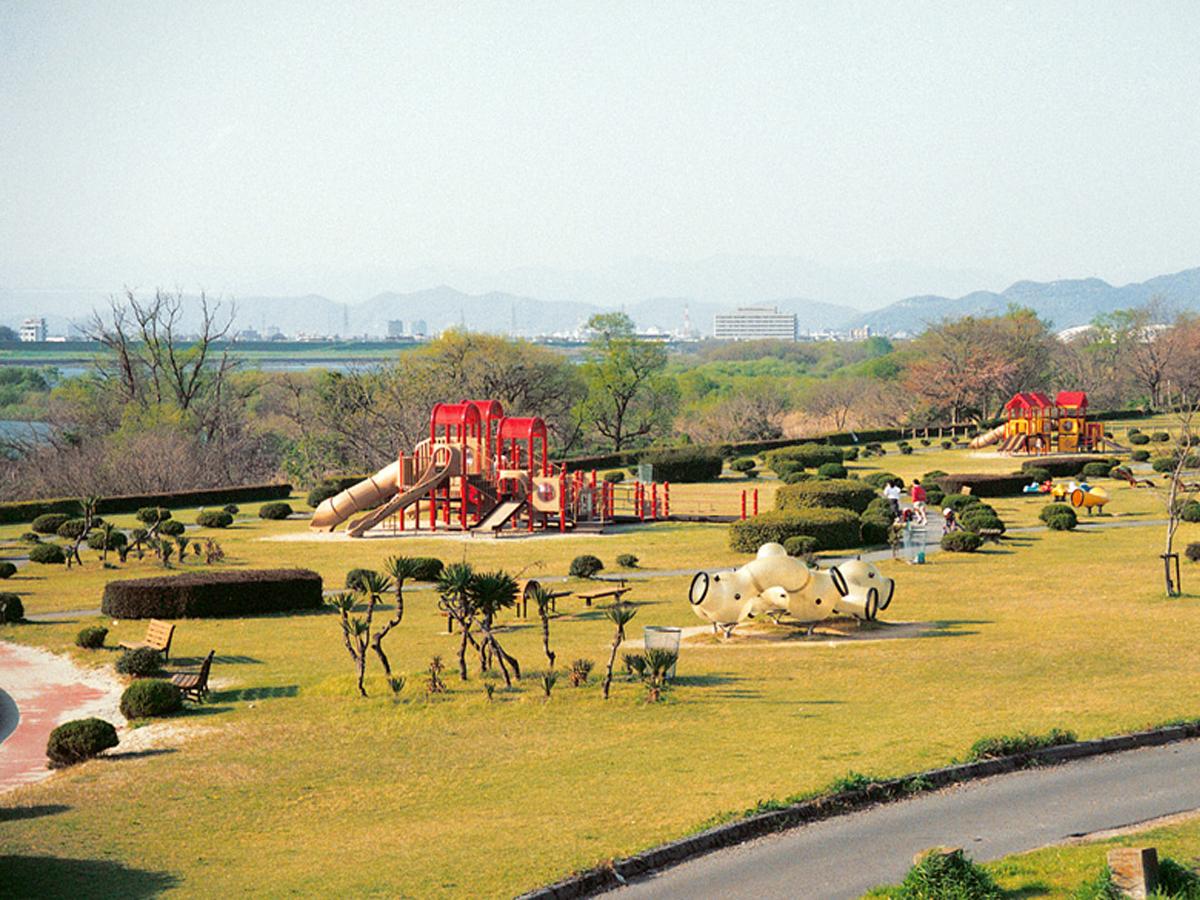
469 570 520 687
627 648 677 702
530 583 556 669
373 555 421 683
601 602 637 700
329 569 394 697
437 561 479 680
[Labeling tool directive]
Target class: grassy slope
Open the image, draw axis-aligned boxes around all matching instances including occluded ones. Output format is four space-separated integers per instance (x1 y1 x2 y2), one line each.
1 424 1197 897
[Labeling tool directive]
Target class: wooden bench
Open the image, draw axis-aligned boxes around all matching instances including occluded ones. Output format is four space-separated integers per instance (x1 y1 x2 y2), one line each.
575 580 631 607
977 528 1003 545
119 619 176 660
170 649 214 702
515 579 570 617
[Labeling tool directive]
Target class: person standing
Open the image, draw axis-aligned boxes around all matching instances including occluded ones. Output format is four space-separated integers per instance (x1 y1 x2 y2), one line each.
883 479 902 522
910 478 928 525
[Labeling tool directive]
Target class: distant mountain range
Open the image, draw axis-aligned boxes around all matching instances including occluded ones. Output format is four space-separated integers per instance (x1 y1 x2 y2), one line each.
851 267 1200 335
4 266 1200 339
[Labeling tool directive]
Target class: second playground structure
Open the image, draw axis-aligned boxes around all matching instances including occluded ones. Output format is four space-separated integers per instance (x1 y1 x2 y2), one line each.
970 390 1116 454
310 400 671 537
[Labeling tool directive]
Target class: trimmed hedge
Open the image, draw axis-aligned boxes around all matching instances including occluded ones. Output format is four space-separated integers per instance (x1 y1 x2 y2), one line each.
101 568 324 618
781 471 812 484
816 462 848 480
120 679 182 719
31 513 71 534
196 509 234 528
935 473 1029 498
1020 457 1115 479
56 518 91 540
775 479 876 514
729 458 757 472
1129 433 1151 445
636 447 724 483
569 555 604 578
136 507 172 525
116 647 163 676
942 494 982 513
158 520 186 537
0 592 24 622
783 535 819 557
0 561 15 579
0 483 293 526
730 508 861 552
1131 449 1150 462
1178 500 1200 523
765 443 844 473
259 502 293 520
410 557 444 581
76 626 108 649
1040 504 1078 531
862 472 901 489
28 542 66 564
87 529 127 551
1080 461 1114 478
46 718 118 768
1152 456 1177 473
960 506 1005 535
941 531 983 552
602 470 625 484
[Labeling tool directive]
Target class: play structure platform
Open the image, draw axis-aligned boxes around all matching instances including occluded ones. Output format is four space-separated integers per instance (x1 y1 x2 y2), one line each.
969 390 1120 454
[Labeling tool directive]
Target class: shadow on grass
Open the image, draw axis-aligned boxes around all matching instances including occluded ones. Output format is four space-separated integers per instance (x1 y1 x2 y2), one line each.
1002 884 1054 898
169 654 262 666
0 855 179 898
0 804 70 822
210 684 299 703
104 747 177 761
916 619 991 639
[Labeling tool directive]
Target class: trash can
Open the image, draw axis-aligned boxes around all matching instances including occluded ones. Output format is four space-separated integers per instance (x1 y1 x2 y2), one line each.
902 523 926 565
642 626 682 678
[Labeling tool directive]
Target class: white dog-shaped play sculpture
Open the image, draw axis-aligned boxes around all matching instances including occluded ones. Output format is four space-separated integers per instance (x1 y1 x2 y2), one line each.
688 543 895 637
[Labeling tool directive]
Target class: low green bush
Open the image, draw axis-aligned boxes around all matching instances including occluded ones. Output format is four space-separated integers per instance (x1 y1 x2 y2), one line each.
862 472 901 489
730 508 862 552
31 513 71 534
816 462 848 479
196 509 234 528
1178 500 1200 523
764 443 843 473
222 504 239 515
940 531 982 552
0 561 15 579
638 447 724 483
782 535 819 557
941 493 981 513
345 568 376 590
1152 456 1177 473
0 592 24 622
615 553 638 568
136 506 172 525
602 470 625 483
1040 504 1078 531
87 529 127 551
46 718 118 768
959 506 1005 535
259 501 293 520
120 679 182 719
775 479 876 514
893 848 1001 900
1152 431 1171 441
569 554 604 578
56 518 91 539
729 458 757 472
924 489 945 507
306 484 341 509
923 470 948 480
410 557 444 581
1131 449 1150 461
156 519 185 536
20 531 40 543
1022 466 1050 483
940 440 953 449
1080 461 1112 478
781 471 812 484
966 728 1076 760
1186 542 1200 562
842 447 859 461
898 444 913 455
116 647 163 676
76 626 108 649
1129 432 1151 445
28 542 66 564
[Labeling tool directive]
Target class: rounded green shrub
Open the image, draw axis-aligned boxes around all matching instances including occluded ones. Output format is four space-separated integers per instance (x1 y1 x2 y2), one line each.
120 679 182 719
136 507 172 525
1079 461 1111 478
1178 500 1200 523
158 519 186 536
410 557 444 581
1129 432 1151 445
940 440 954 449
898 444 914 455
781 471 812 484
1186 542 1200 563
102 568 323 618
28 542 66 565
196 509 234 528
1022 466 1051 483
616 553 638 568
1152 431 1171 442
730 508 861 552
783 535 819 557
730 458 757 472
1040 504 1078 531
923 470 948 481
223 504 239 515
46 718 118 768
0 592 24 622
764 443 844 473
940 531 983 552
344 568 375 590
1128 426 1141 435
775 479 876 514
1131 449 1150 462
76 625 108 649
842 447 859 461
863 472 901 489
896 847 1001 898
87 530 127 551
817 462 848 480
0 561 15 579
569 554 603 578
259 501 293 520
602 470 625 484
56 518 90 540
31 513 71 535
116 647 163 676
20 532 41 544
924 489 945 507
942 494 981 513
307 484 340 509
960 507 1005 535
1152 456 1177 473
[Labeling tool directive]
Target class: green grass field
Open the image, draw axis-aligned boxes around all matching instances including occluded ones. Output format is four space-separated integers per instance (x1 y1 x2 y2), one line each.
2 426 1198 897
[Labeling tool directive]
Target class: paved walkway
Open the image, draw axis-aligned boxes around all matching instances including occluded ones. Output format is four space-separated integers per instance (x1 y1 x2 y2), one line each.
605 739 1200 899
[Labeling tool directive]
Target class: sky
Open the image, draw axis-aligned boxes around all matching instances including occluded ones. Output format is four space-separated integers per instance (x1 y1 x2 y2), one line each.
1 1 1199 308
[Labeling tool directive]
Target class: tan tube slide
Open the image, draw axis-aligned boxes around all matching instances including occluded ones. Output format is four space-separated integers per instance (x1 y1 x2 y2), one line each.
310 461 401 532
968 424 1005 449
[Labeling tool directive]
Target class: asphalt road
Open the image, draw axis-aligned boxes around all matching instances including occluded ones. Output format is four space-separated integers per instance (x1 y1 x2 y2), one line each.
604 739 1200 899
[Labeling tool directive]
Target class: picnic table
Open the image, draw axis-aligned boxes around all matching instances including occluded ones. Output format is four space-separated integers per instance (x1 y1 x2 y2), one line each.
574 579 631 607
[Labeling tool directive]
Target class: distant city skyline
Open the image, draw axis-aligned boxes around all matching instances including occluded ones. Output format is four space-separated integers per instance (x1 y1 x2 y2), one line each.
2 2 1198 306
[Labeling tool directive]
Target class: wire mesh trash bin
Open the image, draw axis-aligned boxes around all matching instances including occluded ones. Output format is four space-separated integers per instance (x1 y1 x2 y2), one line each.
642 626 681 678
902 523 926 564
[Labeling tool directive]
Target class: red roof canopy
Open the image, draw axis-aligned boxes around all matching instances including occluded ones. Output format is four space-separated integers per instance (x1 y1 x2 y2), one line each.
1005 391 1053 412
497 416 548 441
1055 390 1088 410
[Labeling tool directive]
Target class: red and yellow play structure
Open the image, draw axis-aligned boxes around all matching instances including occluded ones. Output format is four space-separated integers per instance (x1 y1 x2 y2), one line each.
310 400 671 537
970 390 1110 454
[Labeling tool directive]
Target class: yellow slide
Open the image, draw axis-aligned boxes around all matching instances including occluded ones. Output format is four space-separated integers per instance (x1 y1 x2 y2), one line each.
969 424 1006 449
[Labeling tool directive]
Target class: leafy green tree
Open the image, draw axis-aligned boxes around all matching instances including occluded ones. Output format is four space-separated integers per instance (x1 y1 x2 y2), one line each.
577 313 678 451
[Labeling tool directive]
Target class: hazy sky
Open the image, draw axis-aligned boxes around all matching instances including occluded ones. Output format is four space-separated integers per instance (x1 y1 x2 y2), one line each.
2 1 1198 302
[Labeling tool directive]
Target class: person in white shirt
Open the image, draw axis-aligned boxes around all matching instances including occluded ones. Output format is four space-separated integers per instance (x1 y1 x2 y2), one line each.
883 480 902 522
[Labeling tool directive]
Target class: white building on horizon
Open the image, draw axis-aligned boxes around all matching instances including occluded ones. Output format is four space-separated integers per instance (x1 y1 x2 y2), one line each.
19 317 47 342
713 306 797 341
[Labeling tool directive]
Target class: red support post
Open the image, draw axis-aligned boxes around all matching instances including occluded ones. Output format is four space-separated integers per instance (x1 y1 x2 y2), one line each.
559 466 566 532
741 490 747 520
652 482 659 520
753 489 759 516
664 482 670 518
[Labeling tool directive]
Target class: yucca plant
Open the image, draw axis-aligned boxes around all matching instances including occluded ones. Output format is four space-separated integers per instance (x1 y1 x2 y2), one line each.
627 648 677 702
437 562 479 680
530 583 556 668
568 658 593 687
541 669 558 699
469 570 520 687
601 603 637 700
426 655 447 694
374 555 421 679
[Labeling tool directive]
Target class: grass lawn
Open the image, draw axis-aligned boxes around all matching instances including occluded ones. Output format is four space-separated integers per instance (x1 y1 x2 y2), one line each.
2 423 1198 897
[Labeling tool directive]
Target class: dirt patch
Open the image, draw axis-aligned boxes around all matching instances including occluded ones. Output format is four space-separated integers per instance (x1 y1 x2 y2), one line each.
623 619 937 650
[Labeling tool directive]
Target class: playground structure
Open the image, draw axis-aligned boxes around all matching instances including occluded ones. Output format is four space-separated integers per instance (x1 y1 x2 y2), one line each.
310 400 678 537
688 543 896 637
970 391 1114 454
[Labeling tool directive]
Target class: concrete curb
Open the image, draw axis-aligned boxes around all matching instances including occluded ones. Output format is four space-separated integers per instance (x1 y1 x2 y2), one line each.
516 722 1200 899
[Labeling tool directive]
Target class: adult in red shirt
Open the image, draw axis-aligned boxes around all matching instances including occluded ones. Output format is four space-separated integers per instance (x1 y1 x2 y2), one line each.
910 479 928 525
